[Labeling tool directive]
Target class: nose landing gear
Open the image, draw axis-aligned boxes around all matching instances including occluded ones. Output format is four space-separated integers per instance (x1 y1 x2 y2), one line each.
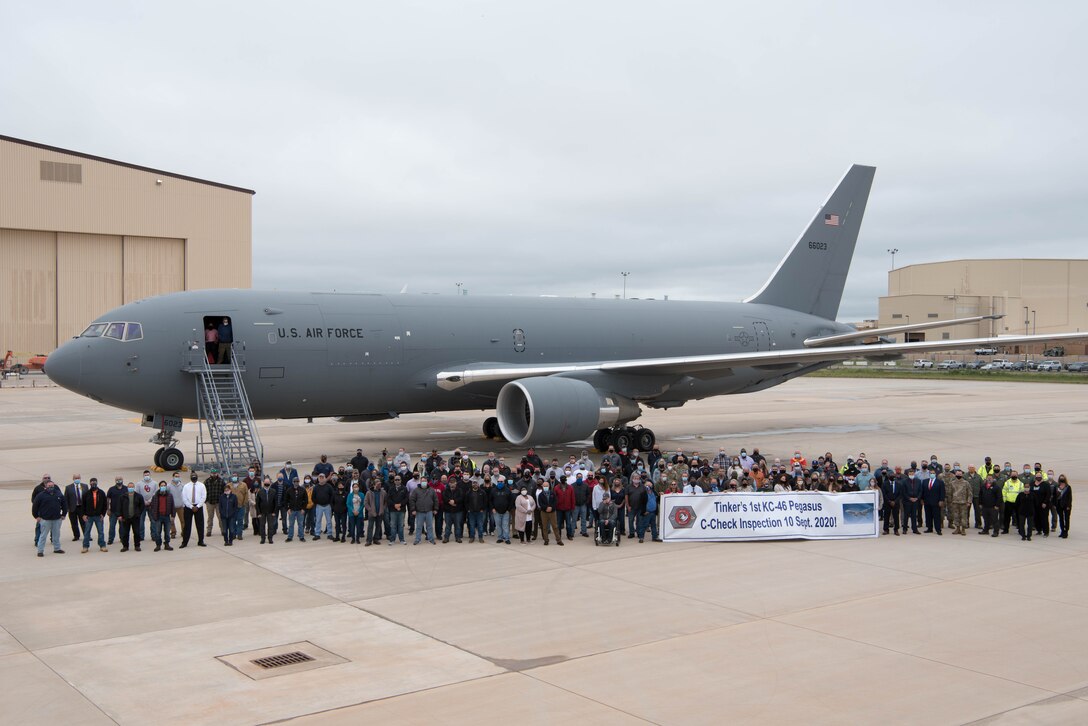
150 431 185 471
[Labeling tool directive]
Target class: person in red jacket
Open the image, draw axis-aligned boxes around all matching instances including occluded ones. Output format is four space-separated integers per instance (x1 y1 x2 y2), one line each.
554 478 576 540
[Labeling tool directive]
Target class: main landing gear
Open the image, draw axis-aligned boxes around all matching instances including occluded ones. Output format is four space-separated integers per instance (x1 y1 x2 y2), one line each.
594 426 655 453
482 416 504 440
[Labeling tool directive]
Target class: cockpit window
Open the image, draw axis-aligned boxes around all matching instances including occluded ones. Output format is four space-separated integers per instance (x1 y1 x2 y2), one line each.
104 322 126 340
123 322 143 341
80 323 107 338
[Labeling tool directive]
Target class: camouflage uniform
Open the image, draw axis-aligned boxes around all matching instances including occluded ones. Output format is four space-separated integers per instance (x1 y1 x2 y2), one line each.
948 472 972 535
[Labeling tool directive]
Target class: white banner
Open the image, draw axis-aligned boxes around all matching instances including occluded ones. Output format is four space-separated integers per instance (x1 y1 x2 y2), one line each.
660 491 880 542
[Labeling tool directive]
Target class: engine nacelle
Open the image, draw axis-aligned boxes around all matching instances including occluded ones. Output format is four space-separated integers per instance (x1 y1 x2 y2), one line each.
496 377 640 446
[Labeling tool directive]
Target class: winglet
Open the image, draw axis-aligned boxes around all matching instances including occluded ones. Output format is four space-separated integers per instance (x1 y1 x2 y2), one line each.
745 165 876 321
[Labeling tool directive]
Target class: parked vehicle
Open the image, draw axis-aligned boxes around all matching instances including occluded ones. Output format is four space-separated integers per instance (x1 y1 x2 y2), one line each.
1043 346 1065 357
1066 362 1088 372
992 359 1011 369
913 359 934 369
1008 361 1026 371
1037 360 1063 372
965 360 987 369
980 363 1001 370
936 360 963 370
974 347 998 355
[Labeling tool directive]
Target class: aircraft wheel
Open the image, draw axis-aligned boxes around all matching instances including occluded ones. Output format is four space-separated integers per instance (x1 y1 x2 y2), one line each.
593 428 611 452
482 417 500 439
612 429 633 453
160 447 184 471
635 428 655 452
153 447 165 468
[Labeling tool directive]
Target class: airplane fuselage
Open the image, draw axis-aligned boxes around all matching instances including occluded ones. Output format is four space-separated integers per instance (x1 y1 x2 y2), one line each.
47 288 850 422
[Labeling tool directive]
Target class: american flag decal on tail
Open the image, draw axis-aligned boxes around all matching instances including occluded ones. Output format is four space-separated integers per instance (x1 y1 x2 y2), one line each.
824 213 840 226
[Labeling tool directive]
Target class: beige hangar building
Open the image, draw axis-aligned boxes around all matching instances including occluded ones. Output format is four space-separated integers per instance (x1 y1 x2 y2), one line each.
0 134 253 358
878 259 1088 353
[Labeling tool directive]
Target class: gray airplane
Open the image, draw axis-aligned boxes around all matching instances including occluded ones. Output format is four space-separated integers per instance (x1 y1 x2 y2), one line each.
45 165 1085 469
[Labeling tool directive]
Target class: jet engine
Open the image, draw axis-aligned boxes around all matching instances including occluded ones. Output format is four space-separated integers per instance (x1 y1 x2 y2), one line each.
495 376 640 446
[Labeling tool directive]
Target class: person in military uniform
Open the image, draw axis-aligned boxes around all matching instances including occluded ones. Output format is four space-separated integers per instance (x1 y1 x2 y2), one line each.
947 467 972 535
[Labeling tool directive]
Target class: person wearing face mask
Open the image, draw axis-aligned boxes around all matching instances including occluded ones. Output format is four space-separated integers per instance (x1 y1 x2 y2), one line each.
167 474 186 539
217 481 239 546
514 486 536 544
978 476 1002 537
409 478 437 545
312 454 334 479
64 473 88 542
149 480 175 551
363 479 385 546
278 460 299 486
345 482 365 543
254 478 278 544
244 466 260 535
536 479 561 545
1001 471 1024 535
229 474 249 541
948 468 971 536
180 472 208 548
117 481 145 552
204 469 226 538
489 477 513 544
285 477 309 542
387 477 409 545
79 478 109 553
106 477 126 546
134 470 156 542
1053 475 1072 538
33 478 68 557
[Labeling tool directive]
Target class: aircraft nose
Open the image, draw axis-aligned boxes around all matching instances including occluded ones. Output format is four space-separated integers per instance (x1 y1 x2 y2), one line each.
44 341 82 391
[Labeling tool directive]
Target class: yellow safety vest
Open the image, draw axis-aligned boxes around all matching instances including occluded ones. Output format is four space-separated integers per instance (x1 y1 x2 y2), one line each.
1002 479 1023 503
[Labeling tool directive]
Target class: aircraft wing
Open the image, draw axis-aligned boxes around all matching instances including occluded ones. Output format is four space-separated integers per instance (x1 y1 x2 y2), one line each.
436 331 1088 390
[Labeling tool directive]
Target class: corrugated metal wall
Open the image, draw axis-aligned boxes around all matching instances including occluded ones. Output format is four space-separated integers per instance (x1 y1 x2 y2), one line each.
56 233 124 342
0 229 56 355
123 236 185 303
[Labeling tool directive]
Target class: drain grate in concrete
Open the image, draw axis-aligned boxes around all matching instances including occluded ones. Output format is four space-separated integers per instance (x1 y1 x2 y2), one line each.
252 651 314 669
217 641 347 680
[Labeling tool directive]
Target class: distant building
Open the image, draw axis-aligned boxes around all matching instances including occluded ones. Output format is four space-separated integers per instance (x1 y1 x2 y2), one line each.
0 135 253 356
879 259 1088 353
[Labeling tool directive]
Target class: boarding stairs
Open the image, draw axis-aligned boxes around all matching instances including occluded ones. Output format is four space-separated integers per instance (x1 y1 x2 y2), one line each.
184 342 263 476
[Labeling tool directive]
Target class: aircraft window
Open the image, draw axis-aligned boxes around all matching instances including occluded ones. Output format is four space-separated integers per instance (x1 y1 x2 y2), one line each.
81 323 107 338
124 322 144 341
104 322 126 340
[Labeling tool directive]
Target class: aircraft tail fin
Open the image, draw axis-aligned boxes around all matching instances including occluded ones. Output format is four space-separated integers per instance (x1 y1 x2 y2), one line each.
744 164 876 321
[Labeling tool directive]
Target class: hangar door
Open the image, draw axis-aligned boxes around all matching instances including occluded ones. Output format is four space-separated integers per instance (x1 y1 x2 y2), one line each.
123 236 185 303
56 233 123 342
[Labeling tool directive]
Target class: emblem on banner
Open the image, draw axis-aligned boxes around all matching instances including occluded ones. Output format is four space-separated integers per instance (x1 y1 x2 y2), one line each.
668 505 696 529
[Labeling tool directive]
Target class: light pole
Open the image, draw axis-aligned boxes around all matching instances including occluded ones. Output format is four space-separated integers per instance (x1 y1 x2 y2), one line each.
1031 309 1036 336
886 248 898 271
1023 306 1029 334
620 271 630 300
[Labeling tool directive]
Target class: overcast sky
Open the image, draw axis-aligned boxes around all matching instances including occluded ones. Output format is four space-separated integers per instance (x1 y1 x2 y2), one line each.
2 1 1084 320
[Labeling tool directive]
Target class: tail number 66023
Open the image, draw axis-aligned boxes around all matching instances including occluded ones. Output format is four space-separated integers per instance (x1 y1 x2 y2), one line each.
808 241 828 251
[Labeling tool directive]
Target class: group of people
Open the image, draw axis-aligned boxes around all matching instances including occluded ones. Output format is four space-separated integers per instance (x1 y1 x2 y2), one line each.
30 444 1073 556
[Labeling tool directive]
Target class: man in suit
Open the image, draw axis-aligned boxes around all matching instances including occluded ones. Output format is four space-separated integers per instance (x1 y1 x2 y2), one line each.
879 465 903 535
255 477 278 544
918 464 946 535
64 474 89 542
901 466 923 534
